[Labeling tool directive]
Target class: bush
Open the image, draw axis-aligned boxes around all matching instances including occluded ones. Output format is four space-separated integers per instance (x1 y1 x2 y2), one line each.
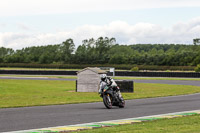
130 66 139 72
194 64 200 72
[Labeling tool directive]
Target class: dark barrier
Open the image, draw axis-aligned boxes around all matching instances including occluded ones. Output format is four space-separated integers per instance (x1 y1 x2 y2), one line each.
0 70 77 75
108 71 200 78
75 80 133 92
116 80 134 93
0 70 200 78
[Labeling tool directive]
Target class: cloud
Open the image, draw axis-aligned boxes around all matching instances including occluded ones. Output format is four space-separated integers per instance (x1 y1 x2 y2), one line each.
1 17 200 49
1 0 200 16
17 23 33 31
0 32 70 49
0 23 7 27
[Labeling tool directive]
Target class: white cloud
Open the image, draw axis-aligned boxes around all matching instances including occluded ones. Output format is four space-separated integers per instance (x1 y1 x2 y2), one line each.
0 32 70 49
1 0 200 16
1 17 200 49
0 23 7 27
16 23 33 31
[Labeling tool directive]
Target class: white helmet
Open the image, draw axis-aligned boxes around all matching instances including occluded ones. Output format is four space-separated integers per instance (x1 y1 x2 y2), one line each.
100 74 107 81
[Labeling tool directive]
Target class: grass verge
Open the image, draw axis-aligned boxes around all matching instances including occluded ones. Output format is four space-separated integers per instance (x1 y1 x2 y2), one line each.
0 74 77 79
73 114 200 133
0 79 200 108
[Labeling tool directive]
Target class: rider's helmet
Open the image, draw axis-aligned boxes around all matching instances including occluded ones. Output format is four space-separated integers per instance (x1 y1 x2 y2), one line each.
100 74 107 81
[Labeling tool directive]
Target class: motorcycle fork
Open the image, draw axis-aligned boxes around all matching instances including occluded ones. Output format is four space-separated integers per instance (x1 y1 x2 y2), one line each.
107 94 112 103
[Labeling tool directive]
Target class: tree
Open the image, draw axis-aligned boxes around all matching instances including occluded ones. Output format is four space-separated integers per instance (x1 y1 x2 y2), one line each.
0 47 14 63
194 64 200 72
95 37 116 63
60 39 75 63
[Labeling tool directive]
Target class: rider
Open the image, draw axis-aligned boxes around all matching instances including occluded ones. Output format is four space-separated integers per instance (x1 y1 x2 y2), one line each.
99 74 122 98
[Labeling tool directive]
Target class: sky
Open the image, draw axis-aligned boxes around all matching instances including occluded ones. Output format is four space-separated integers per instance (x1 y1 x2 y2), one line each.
1 0 200 50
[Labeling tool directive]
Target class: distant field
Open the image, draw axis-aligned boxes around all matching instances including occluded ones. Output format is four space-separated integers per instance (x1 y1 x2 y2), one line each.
0 79 200 108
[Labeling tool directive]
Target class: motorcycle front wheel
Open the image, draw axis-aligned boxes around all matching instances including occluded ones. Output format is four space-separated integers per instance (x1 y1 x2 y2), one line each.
103 94 112 109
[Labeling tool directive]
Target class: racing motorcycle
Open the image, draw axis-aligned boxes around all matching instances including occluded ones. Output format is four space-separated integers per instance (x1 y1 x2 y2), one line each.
102 86 125 109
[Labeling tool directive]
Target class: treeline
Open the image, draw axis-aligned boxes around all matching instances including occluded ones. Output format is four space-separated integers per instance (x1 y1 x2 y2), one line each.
0 37 200 66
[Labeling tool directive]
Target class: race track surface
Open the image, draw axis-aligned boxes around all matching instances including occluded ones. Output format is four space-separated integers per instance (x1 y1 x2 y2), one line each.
1 93 200 132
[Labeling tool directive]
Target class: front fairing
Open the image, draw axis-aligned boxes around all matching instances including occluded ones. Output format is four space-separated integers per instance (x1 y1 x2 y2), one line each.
103 86 113 95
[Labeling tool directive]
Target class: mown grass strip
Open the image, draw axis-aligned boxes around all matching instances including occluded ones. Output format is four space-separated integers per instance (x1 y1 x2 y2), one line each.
0 74 77 79
0 67 80 71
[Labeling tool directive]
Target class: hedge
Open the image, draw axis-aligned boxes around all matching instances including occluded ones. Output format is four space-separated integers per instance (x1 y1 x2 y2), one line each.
0 63 196 71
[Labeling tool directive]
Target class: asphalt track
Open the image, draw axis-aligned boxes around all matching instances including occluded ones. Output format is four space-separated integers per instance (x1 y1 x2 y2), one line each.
0 93 200 132
0 77 200 132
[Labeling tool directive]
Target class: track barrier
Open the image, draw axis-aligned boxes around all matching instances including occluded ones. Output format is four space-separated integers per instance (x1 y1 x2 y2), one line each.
0 70 200 78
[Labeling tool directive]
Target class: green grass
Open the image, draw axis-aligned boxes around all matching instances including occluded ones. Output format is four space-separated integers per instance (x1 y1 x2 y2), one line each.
0 79 200 108
73 114 200 133
0 74 77 79
123 83 200 100
0 79 101 108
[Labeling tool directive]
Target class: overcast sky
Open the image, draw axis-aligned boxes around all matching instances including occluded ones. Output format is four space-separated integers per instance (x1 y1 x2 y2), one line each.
1 0 200 49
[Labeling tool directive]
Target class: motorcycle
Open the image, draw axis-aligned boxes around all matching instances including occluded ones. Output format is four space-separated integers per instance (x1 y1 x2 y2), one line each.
102 86 125 109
